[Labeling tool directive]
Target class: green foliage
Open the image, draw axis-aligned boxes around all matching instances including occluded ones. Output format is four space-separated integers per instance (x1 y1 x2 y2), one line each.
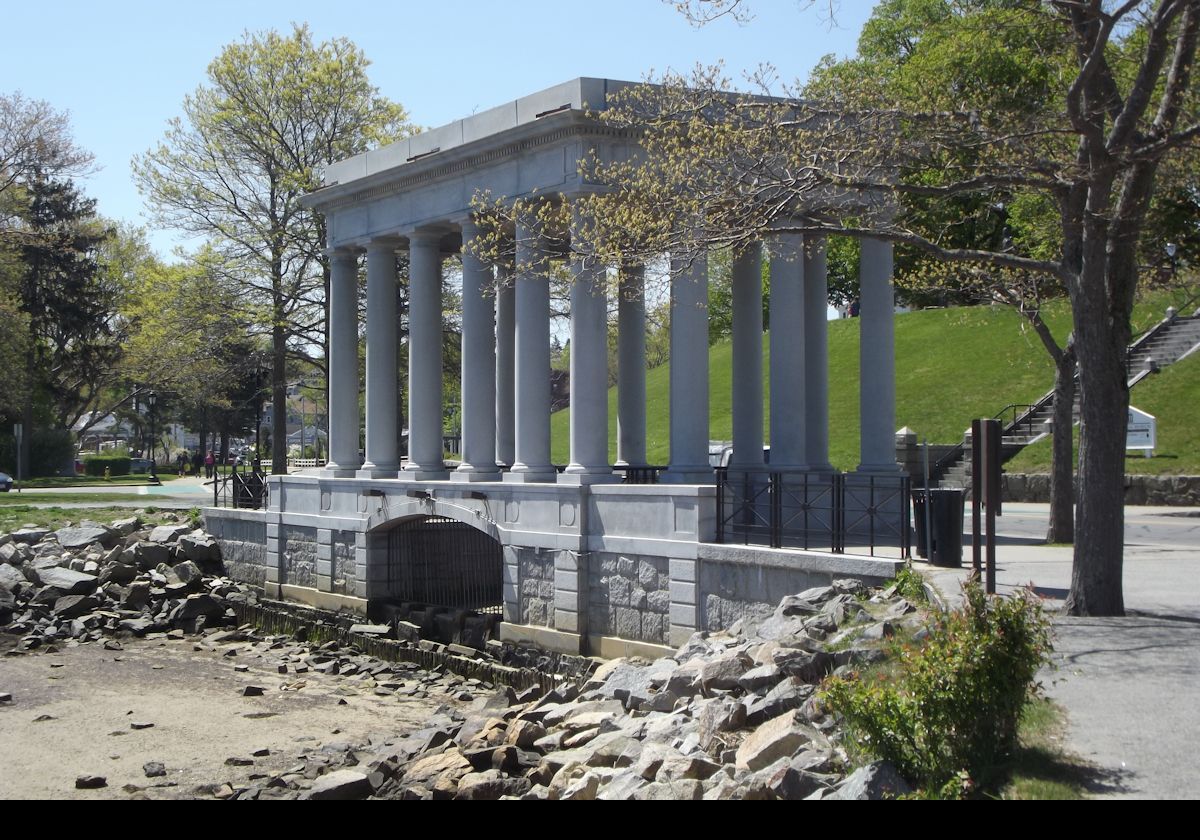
890 566 927 604
133 24 414 470
823 581 1052 796
83 454 131 477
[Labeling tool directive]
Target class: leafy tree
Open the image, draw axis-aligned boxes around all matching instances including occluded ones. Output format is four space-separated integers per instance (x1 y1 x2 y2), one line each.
803 0 1082 543
487 0 1200 616
0 91 93 228
3 174 127 472
134 25 413 473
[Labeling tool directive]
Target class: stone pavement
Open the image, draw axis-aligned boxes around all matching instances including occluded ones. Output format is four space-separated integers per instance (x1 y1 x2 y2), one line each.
918 503 1200 799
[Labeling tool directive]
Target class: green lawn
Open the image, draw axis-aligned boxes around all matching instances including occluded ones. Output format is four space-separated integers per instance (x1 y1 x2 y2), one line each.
1007 350 1200 475
20 473 180 488
0 492 151 505
549 291 1194 472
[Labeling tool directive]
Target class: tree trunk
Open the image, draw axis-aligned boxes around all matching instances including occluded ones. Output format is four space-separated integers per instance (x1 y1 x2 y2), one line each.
1066 288 1128 617
1047 342 1076 544
271 318 288 475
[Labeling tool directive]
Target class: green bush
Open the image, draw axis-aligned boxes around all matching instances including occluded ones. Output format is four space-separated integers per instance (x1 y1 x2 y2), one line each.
823 581 1052 797
83 455 132 477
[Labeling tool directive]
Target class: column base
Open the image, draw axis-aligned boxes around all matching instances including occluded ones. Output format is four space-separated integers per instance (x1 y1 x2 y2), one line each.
661 465 714 484
403 464 449 481
558 468 621 485
801 462 838 474
855 462 906 475
322 466 361 478
356 466 399 479
503 467 558 484
450 466 502 483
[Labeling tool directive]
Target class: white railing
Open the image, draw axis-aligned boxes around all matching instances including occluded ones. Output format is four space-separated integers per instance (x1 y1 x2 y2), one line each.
257 458 326 471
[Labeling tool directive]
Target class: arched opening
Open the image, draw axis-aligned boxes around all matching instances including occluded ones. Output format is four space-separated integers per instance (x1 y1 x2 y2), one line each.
384 515 503 615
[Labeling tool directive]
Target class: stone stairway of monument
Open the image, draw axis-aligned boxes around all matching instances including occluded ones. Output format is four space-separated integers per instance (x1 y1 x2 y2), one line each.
934 307 1200 489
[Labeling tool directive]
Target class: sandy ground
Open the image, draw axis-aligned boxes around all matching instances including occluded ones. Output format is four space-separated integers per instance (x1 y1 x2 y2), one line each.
0 634 471 799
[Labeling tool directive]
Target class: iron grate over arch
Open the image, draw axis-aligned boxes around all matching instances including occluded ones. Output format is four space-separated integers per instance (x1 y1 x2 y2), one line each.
386 516 503 615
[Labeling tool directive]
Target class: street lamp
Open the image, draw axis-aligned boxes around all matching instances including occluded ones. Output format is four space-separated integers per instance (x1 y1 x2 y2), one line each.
147 391 158 481
1167 242 1179 278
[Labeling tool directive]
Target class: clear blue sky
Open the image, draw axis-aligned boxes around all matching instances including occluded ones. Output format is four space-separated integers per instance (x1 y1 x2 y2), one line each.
1 0 874 256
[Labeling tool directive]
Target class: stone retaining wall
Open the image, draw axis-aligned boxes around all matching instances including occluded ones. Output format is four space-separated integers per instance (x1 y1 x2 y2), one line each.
1003 473 1200 506
588 553 671 646
282 525 318 588
204 514 268 587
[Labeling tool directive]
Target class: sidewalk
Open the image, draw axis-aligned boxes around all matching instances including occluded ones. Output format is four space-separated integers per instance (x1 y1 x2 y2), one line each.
917 503 1200 799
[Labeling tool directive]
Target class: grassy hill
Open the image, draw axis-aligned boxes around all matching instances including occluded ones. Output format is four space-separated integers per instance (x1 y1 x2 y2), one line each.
548 290 1195 473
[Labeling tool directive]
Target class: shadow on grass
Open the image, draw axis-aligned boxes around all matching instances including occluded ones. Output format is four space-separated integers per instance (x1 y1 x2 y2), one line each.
998 743 1129 799
994 699 1129 799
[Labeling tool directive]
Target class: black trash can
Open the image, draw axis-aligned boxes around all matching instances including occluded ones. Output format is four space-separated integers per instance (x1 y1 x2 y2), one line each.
911 488 964 567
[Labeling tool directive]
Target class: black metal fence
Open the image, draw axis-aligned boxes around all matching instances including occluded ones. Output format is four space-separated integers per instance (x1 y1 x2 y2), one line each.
211 461 269 510
386 516 503 615
615 464 667 484
716 468 910 558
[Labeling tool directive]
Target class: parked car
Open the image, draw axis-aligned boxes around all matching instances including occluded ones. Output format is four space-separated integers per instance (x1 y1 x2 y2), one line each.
0 471 12 491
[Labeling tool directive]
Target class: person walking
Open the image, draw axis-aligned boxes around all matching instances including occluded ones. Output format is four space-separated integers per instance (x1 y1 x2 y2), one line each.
204 450 215 479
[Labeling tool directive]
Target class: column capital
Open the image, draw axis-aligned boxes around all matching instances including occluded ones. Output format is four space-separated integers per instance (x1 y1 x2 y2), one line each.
407 228 444 246
324 246 361 262
365 236 403 254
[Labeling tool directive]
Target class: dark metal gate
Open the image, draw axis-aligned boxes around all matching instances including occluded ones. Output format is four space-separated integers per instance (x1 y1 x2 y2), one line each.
386 516 503 614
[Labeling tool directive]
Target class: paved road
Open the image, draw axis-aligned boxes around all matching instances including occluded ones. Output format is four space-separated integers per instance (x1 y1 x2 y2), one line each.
921 503 1200 799
3 476 217 509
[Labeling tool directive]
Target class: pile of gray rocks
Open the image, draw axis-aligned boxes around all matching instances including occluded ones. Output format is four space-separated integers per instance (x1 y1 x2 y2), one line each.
2 515 926 800
0 515 252 646
282 579 922 800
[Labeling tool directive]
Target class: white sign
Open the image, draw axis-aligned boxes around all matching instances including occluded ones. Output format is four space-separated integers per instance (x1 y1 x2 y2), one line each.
1127 406 1157 456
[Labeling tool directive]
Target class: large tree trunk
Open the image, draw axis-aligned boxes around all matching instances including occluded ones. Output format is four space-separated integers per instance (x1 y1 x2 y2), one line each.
1066 266 1130 617
1047 341 1076 544
271 318 288 475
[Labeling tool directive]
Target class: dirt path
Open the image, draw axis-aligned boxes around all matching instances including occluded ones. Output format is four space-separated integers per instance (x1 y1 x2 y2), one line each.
0 635 477 799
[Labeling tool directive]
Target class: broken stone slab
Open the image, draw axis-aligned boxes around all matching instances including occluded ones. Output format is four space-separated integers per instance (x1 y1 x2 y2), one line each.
349 624 391 637
401 747 474 795
0 542 21 565
52 594 100 619
176 533 219 563
735 710 812 772
0 563 25 591
169 593 226 623
11 528 50 545
110 517 142 536
97 563 137 586
454 769 533 800
31 566 97 596
303 769 372 800
143 762 167 778
134 542 172 569
828 761 912 800
55 523 116 550
633 778 704 800
75 775 107 789
148 524 191 544
745 677 814 725
699 651 751 692
170 560 204 586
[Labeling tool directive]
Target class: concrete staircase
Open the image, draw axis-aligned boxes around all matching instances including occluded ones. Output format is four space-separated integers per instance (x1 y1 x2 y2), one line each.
935 306 1200 489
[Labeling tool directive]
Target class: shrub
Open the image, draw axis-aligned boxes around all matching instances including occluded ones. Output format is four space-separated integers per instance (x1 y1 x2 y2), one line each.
891 565 927 603
83 455 132 477
823 581 1052 796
